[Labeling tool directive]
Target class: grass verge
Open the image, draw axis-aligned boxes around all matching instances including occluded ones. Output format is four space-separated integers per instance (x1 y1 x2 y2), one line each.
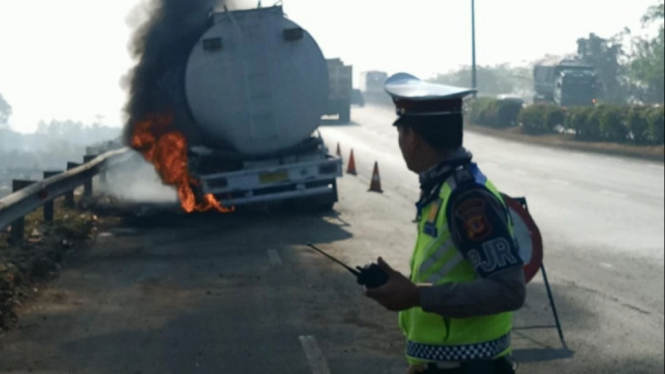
0 198 116 331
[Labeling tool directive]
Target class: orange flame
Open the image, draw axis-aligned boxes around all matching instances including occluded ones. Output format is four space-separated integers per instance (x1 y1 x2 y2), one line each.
131 114 234 214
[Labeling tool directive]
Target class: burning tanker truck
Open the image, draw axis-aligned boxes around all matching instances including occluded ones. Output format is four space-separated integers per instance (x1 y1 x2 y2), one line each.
129 5 343 212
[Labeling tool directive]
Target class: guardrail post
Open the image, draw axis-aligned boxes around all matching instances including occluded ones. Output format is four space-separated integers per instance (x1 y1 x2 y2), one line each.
65 162 81 208
99 160 109 188
83 155 96 199
42 171 63 224
10 180 36 246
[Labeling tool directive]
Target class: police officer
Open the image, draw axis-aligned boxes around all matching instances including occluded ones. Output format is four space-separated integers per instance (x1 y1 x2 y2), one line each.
365 74 526 374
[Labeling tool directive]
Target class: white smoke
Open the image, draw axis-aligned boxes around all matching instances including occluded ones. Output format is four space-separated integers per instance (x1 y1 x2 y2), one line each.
104 154 178 204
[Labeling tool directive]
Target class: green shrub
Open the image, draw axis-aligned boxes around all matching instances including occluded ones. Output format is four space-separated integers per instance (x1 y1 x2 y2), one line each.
598 105 628 143
520 105 545 134
543 106 566 132
519 105 539 134
469 98 489 125
520 104 561 135
565 106 604 141
627 107 650 145
469 98 490 126
647 106 665 145
565 107 594 139
497 100 524 128
479 101 500 127
475 100 661 146
584 106 605 142
469 98 523 128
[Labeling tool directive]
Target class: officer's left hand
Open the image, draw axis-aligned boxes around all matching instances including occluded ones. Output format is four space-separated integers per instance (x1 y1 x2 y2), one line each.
365 257 420 312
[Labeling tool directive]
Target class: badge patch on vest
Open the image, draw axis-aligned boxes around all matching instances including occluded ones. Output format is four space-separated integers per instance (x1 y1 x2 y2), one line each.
455 198 493 241
423 199 442 237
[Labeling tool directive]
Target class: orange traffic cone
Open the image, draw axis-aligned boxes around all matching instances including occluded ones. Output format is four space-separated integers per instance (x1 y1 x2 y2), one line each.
336 143 342 158
347 149 357 175
369 162 383 193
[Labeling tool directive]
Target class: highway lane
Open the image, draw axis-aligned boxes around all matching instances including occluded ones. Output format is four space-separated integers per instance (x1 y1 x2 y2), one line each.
320 105 665 372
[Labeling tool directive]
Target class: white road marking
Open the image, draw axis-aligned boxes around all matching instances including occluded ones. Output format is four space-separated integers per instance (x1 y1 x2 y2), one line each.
268 249 282 266
648 164 664 171
551 179 571 186
600 262 615 269
299 335 331 374
601 190 627 199
483 162 499 168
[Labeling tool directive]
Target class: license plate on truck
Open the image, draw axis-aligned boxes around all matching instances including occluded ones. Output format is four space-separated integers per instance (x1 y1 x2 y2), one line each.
260 170 289 184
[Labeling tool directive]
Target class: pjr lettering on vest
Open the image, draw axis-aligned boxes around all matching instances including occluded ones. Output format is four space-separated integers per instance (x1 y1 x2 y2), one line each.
467 238 519 274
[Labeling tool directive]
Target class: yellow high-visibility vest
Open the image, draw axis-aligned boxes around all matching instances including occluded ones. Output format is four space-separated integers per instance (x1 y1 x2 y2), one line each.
399 164 514 365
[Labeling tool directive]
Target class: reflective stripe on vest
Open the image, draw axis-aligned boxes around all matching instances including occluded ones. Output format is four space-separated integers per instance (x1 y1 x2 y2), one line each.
407 334 511 362
400 164 514 365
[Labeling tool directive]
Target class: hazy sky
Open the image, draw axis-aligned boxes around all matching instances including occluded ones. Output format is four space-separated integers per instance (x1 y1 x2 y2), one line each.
0 0 659 133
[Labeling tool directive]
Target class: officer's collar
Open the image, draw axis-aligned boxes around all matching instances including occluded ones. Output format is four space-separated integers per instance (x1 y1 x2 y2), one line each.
419 147 473 196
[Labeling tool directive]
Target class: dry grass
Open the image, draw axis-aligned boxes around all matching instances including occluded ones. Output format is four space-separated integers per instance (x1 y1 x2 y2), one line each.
466 123 665 162
0 197 102 331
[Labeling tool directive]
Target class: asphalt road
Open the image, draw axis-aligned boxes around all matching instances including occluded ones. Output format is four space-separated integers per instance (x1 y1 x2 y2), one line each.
0 105 663 374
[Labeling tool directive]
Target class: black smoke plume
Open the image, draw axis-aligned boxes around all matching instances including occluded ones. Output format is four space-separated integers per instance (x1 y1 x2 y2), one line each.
123 0 247 146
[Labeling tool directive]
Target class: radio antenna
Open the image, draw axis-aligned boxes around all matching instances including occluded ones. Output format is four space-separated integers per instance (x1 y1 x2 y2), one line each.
307 243 361 277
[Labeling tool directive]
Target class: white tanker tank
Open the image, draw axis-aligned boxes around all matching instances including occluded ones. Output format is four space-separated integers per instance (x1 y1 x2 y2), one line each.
185 6 343 210
185 6 329 156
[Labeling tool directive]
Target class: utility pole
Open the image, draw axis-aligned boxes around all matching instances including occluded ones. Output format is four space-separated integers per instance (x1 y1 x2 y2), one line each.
471 0 478 97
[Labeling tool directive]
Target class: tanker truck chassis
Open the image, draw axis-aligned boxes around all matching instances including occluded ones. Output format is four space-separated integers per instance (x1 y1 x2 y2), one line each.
190 136 342 210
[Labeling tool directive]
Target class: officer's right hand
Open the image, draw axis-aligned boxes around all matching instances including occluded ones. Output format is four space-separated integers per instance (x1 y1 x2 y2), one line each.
365 258 420 312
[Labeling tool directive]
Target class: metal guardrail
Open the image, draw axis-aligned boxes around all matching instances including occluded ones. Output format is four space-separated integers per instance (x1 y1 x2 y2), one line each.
0 148 133 244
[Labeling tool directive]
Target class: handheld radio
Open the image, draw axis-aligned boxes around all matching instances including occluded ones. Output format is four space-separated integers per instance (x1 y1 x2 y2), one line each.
306 243 389 289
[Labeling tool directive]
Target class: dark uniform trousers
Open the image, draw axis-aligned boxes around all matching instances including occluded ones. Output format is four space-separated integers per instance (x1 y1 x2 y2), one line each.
422 357 516 374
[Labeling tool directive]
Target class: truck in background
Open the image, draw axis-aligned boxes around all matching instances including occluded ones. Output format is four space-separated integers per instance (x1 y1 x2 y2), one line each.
324 58 353 123
534 58 602 107
360 71 390 104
